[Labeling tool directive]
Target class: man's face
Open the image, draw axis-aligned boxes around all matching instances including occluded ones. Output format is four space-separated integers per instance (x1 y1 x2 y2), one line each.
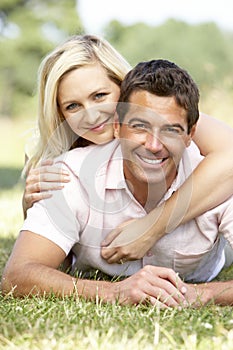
115 91 196 189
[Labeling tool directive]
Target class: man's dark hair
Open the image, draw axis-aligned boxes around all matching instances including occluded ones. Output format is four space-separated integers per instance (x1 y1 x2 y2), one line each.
117 59 200 133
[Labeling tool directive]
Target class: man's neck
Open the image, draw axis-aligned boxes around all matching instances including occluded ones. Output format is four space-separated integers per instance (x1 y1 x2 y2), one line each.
124 167 176 212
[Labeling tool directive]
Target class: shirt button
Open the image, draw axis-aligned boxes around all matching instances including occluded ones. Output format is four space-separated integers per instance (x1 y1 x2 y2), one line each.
146 251 153 257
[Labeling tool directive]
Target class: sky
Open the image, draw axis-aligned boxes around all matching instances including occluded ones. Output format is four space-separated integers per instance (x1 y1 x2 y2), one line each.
78 0 233 34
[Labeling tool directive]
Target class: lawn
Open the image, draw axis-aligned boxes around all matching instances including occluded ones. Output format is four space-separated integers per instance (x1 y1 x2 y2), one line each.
0 118 233 349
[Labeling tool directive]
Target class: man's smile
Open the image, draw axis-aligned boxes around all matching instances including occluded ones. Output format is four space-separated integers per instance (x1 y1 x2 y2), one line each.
137 155 167 165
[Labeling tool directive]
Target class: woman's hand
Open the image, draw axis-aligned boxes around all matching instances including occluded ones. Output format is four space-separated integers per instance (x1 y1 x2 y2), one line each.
23 159 70 215
101 215 162 263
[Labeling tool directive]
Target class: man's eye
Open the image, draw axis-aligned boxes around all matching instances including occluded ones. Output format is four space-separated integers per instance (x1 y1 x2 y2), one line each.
131 123 147 130
161 126 182 135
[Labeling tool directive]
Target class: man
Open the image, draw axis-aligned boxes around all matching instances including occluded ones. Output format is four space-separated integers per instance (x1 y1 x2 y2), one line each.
1 60 233 307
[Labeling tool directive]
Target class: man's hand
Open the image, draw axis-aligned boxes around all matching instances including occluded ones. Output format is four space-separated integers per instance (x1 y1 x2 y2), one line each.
109 265 187 307
1 232 187 307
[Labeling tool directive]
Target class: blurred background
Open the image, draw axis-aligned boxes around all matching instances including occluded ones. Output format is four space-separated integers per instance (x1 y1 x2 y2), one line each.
1 0 233 285
0 0 233 189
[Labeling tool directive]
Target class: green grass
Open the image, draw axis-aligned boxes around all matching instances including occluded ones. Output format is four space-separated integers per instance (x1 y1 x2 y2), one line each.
1 173 233 349
0 293 233 349
1 119 233 349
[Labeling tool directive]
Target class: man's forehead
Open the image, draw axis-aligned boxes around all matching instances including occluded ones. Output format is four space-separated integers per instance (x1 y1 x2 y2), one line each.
125 103 162 120
122 102 186 127
120 89 187 125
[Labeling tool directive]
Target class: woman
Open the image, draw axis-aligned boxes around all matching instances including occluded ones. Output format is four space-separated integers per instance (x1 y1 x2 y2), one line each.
23 34 233 263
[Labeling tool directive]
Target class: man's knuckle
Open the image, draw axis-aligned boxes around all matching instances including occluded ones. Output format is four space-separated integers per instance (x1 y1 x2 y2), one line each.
120 248 128 257
143 265 151 272
138 269 147 278
167 268 175 276
130 289 138 299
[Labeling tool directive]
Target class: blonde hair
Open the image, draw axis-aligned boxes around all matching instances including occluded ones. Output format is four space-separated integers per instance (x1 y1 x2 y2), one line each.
26 34 131 172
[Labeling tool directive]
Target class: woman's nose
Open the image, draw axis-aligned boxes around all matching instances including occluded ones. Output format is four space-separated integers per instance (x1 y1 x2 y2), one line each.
84 105 101 125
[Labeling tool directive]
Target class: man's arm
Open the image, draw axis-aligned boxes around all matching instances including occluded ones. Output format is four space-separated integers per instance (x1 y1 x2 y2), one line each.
1 230 187 307
185 280 233 306
1 231 75 296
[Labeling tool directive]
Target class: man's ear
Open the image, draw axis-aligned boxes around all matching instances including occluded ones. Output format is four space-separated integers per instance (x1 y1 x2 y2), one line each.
113 113 120 139
186 124 196 147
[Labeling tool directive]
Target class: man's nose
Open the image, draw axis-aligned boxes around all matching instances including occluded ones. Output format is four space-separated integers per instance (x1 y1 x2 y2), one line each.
145 131 163 152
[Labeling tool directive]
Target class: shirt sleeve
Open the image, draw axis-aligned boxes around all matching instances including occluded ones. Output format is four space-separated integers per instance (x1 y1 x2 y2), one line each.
21 162 88 255
218 196 233 249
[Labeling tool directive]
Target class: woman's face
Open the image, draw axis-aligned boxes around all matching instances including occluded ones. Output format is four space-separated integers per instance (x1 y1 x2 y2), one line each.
58 63 120 144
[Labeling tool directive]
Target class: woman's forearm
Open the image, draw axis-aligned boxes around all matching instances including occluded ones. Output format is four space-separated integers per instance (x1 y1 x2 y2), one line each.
150 112 233 234
159 150 233 233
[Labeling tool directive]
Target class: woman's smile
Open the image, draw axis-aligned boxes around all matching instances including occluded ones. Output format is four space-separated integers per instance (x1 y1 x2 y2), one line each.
89 116 113 132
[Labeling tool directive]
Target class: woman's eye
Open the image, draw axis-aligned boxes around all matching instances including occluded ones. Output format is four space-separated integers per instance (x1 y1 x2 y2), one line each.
66 103 78 111
95 92 107 100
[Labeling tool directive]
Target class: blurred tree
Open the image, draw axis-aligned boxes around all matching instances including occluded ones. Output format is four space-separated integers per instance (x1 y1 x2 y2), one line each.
1 6 233 121
105 19 233 95
0 0 83 118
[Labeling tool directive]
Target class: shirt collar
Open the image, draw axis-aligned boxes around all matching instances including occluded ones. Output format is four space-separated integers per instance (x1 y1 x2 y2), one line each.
97 140 127 190
103 140 203 198
160 142 203 203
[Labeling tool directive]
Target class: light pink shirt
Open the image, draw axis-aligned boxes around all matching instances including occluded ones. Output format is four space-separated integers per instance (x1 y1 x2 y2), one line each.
22 140 233 282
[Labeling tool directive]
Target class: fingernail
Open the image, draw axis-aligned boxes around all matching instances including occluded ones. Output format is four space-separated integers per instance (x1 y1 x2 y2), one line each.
101 240 106 246
181 286 187 294
64 176 70 181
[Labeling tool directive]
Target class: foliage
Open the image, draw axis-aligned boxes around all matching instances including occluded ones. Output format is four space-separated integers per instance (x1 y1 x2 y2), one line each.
0 0 83 118
1 3 233 121
105 19 233 95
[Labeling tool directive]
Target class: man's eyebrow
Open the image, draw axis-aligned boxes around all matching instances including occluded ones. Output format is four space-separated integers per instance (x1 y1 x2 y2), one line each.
127 117 151 125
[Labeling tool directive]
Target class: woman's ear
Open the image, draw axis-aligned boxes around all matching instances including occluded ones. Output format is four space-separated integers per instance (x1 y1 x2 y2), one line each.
113 113 120 138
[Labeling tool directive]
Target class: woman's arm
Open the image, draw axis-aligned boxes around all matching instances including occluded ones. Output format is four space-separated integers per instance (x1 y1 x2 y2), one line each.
101 113 233 263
